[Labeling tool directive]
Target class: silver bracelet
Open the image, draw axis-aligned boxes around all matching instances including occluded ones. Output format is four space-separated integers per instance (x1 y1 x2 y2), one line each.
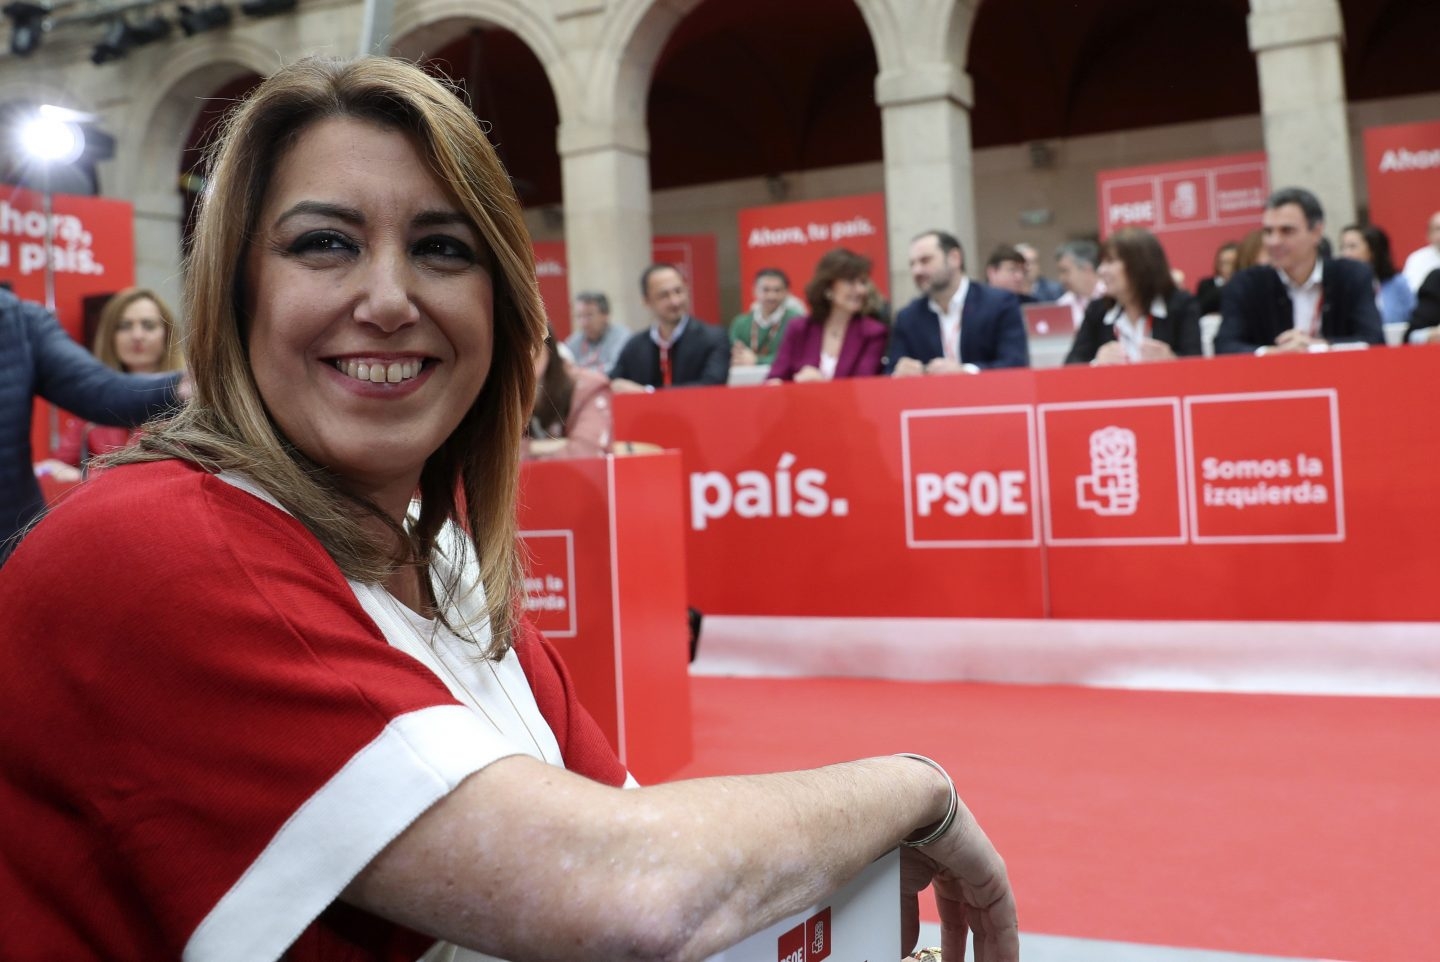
895 753 958 848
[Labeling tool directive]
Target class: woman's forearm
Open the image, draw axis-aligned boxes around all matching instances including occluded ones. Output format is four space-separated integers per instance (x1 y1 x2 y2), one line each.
345 754 952 962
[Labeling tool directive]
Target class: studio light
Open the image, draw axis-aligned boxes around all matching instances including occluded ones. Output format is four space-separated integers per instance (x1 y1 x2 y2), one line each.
178 2 230 36
3 0 48 56
18 109 85 166
239 0 294 17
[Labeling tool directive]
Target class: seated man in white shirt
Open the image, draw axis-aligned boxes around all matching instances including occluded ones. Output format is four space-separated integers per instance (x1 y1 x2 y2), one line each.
1401 211 1440 293
1054 240 1103 328
1215 187 1383 355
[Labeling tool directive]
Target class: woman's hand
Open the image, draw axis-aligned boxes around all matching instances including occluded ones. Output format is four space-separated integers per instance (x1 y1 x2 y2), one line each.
901 803 1019 962
35 459 82 483
793 365 825 383
1093 340 1128 365
1138 338 1177 362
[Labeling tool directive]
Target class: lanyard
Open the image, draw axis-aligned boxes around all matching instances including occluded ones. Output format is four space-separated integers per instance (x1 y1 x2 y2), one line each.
658 340 673 388
1307 291 1325 337
750 319 780 356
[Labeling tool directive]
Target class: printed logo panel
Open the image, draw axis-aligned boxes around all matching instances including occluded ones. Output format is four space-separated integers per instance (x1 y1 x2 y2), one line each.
517 530 577 636
776 908 832 962
1040 401 1186 544
1160 174 1211 225
903 406 1038 547
1102 178 1159 231
1185 391 1344 542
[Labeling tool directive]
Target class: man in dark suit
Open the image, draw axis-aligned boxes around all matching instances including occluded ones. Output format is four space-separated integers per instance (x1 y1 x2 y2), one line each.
1402 267 1440 346
1216 187 1383 355
887 230 1029 376
610 263 730 392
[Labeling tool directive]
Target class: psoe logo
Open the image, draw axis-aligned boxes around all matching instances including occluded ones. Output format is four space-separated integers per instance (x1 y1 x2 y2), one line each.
778 907 832 962
1076 426 1139 516
689 453 848 531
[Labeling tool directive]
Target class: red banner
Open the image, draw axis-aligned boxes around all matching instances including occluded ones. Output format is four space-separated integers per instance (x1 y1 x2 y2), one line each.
1363 120 1440 261
1096 153 1268 294
737 193 889 305
532 240 570 340
517 453 692 783
2 187 136 462
614 348 1440 623
530 234 722 343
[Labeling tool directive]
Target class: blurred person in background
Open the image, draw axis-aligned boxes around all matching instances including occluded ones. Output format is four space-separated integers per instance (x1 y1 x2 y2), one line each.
1017 242 1062 301
1195 241 1239 316
729 267 801 368
1064 227 1201 365
1234 229 1268 271
1054 239 1103 327
1401 211 1440 292
562 291 627 375
767 248 887 382
1339 224 1415 328
2 288 182 564
984 245 1033 301
527 328 613 459
1402 268 1440 345
36 287 184 482
889 230 1029 374
610 264 730 392
1216 187 1382 355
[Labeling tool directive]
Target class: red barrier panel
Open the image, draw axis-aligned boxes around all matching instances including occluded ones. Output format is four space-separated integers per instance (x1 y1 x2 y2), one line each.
613 349 1440 622
518 452 693 782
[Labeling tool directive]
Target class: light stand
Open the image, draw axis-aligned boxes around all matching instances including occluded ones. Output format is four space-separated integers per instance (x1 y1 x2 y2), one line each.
18 105 87 449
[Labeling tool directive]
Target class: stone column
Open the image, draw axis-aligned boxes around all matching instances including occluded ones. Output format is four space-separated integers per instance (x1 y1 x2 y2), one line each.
876 62 978 297
131 199 184 314
558 119 653 331
1249 0 1356 228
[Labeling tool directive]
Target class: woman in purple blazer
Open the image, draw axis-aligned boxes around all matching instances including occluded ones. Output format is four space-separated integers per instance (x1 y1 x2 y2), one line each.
767 248 889 382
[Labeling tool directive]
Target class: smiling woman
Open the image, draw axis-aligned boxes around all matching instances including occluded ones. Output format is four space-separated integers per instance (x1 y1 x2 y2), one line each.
0 57 1016 962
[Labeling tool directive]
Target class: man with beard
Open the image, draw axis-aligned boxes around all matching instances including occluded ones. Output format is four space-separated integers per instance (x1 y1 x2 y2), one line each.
887 230 1029 375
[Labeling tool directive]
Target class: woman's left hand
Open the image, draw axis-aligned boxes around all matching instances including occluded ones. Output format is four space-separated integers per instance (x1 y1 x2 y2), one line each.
793 365 825 383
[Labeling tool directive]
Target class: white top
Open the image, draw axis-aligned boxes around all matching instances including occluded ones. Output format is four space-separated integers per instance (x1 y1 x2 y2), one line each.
1402 244 1440 292
212 471 567 962
928 277 970 362
1277 260 1324 335
819 350 839 380
1103 297 1167 361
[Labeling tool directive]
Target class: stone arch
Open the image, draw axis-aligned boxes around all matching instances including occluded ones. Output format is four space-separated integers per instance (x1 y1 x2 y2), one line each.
390 0 577 120
121 36 277 210
584 0 705 138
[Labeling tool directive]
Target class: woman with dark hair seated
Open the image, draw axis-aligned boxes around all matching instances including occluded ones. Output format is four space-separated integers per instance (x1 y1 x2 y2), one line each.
526 328 612 459
1339 223 1415 328
766 248 888 382
1065 227 1202 365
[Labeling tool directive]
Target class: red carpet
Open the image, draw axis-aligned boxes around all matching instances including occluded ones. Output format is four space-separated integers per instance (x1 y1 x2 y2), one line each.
666 676 1440 962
